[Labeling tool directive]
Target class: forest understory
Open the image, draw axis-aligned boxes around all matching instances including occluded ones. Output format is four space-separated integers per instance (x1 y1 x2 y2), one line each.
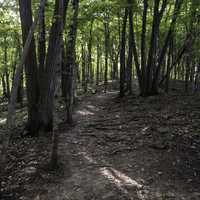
0 81 200 200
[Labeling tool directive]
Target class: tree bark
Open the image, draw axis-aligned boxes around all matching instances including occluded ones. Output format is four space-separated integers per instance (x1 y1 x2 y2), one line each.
141 0 148 93
38 0 46 86
145 0 160 95
64 0 79 124
1 74 6 98
126 4 134 94
81 43 87 93
119 8 128 97
104 15 109 92
152 0 183 93
4 0 46 172
61 0 70 97
19 0 40 135
4 37 10 99
38 0 63 132
96 42 100 88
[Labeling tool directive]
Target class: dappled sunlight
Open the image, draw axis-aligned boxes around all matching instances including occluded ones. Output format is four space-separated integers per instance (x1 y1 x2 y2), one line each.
0 102 7 106
86 104 99 111
79 151 97 164
23 115 28 120
99 167 146 199
76 109 95 116
96 91 118 99
80 150 147 199
99 167 143 190
141 126 150 134
0 117 6 125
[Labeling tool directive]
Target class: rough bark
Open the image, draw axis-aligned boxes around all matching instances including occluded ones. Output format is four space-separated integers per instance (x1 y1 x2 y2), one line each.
4 37 10 99
19 0 40 135
126 4 134 94
64 0 79 124
145 0 160 95
141 0 148 92
81 43 87 93
88 21 94 84
61 0 70 97
4 0 46 173
152 0 183 93
119 8 128 97
38 0 63 132
38 0 46 85
104 15 110 92
1 74 6 98
96 42 100 88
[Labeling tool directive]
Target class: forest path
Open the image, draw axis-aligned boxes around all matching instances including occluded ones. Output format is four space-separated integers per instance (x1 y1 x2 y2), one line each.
47 91 148 200
38 90 200 200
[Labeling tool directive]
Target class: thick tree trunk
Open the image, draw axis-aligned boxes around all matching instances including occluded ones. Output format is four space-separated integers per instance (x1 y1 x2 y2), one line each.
145 0 160 95
129 2 142 94
141 0 148 93
60 0 70 97
38 0 46 85
119 8 128 97
13 35 23 105
4 0 46 173
38 0 63 132
19 0 40 135
65 0 79 124
152 0 183 93
126 4 134 94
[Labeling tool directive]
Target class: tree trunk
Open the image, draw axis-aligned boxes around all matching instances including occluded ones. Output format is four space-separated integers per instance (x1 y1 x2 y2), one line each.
5 70 10 100
119 8 128 97
4 37 10 99
1 74 6 98
141 0 148 93
104 16 109 92
185 56 190 93
88 21 93 84
152 0 183 93
145 0 160 95
38 0 46 85
4 0 46 173
65 0 79 124
81 43 87 93
19 0 40 135
61 0 70 97
38 0 63 132
165 48 171 93
96 42 100 88
194 60 200 93
126 4 134 94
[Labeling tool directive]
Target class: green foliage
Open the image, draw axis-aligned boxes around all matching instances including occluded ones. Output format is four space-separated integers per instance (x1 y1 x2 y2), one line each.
0 0 200 97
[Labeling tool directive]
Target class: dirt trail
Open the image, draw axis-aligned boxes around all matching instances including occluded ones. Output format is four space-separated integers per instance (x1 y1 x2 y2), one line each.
35 91 200 200
1 90 200 200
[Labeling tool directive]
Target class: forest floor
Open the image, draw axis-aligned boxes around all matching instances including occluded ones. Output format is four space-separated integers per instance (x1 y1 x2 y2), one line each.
1 82 200 200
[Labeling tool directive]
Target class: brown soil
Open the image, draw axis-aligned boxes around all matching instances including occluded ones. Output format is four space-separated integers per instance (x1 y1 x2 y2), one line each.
1 87 200 200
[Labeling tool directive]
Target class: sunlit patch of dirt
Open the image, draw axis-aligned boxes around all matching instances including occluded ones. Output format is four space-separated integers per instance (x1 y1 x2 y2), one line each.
1 83 200 199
